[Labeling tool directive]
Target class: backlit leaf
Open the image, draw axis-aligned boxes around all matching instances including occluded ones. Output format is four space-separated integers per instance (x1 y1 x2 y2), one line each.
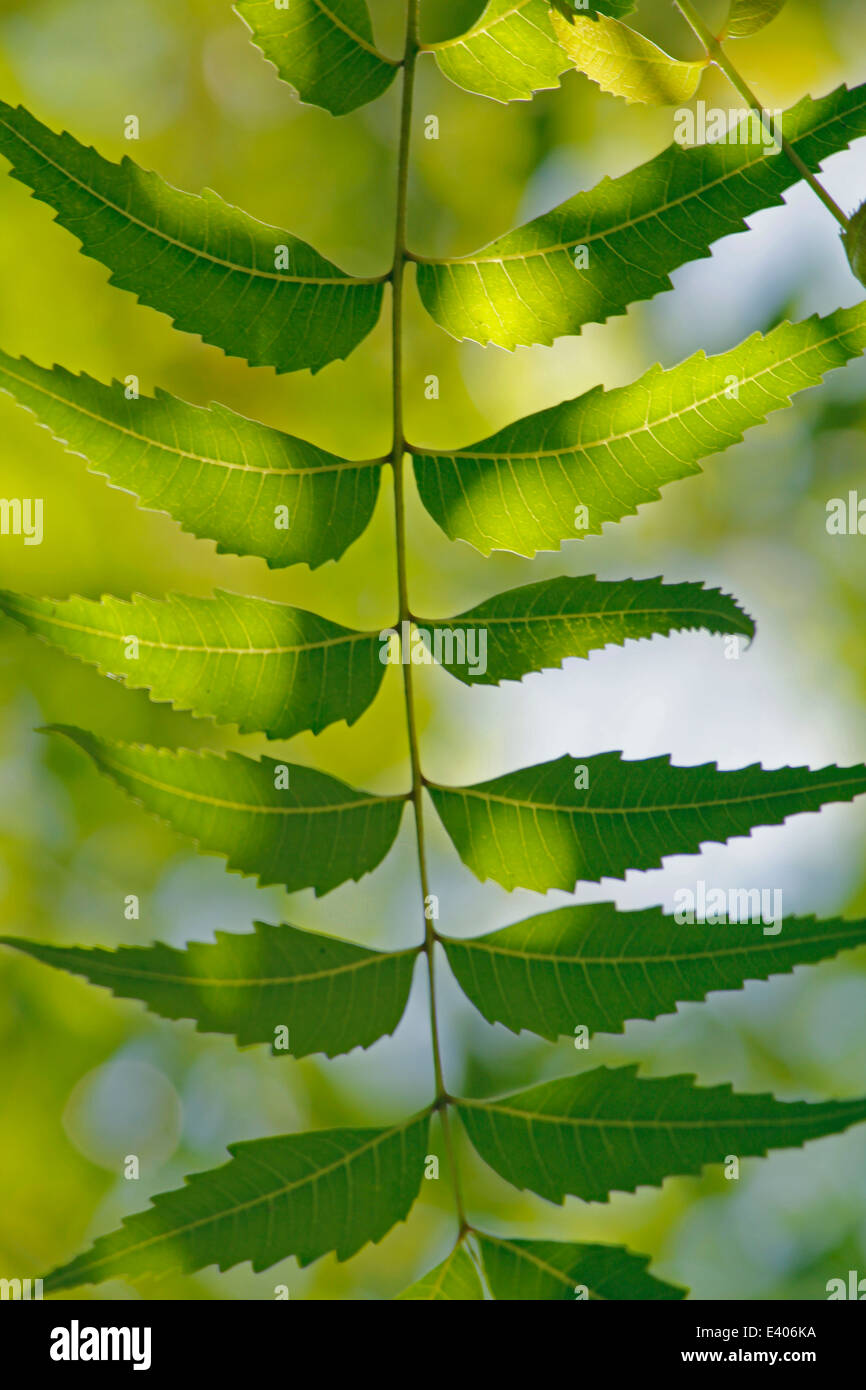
425 0 638 105
429 752 866 892
550 10 706 106
414 82 866 348
0 589 384 739
48 726 406 896
417 576 754 686
412 304 866 556
458 1066 866 1202
1 922 419 1057
0 102 384 374
235 0 399 115
443 905 866 1038
0 352 382 569
43 1116 430 1290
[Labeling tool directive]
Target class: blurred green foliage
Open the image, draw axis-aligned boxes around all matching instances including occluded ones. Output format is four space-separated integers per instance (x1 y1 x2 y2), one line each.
1 0 866 1299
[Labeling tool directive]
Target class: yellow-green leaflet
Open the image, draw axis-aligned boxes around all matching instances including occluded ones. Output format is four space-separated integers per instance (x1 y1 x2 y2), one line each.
0 590 384 739
0 351 382 569
550 10 706 106
412 304 866 556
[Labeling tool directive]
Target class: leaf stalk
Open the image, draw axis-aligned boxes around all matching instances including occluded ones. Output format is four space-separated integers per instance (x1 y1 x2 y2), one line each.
673 0 850 230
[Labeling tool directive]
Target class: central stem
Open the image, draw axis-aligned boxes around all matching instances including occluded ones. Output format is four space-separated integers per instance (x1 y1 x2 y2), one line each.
391 0 468 1233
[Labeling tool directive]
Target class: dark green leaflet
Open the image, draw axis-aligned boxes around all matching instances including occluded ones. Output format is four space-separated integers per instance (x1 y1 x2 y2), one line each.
0 589 384 739
429 752 866 891
1 922 419 1057
476 1234 686 1300
43 1115 430 1290
417 576 754 686
442 905 866 1038
236 0 399 115
49 726 406 896
0 101 384 374
457 1066 866 1202
0 351 382 568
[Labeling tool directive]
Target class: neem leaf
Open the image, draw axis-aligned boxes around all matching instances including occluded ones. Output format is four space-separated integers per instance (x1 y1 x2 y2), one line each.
425 1 637 105
0 101 384 374
0 589 384 739
442 905 866 1039
43 1115 430 1290
0 352 381 569
48 726 406 897
477 1233 686 1299
411 303 866 556
458 1066 866 1202
396 1242 485 1300
235 0 399 115
417 576 754 686
725 0 788 39
1 922 419 1058
414 82 866 348
429 752 866 892
550 10 706 106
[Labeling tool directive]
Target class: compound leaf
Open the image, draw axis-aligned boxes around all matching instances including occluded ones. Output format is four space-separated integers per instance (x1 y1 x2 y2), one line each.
417 576 754 686
396 1242 485 1300
0 589 384 739
1 922 417 1057
0 352 381 569
425 1 637 105
429 752 866 892
49 726 406 896
43 1115 430 1291
414 82 866 348
458 1067 866 1203
235 0 399 115
725 0 788 39
550 10 706 106
442 905 866 1038
412 303 866 556
0 101 384 374
477 1233 686 1299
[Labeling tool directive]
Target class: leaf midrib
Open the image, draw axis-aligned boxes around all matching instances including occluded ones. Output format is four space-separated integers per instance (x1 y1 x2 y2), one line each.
307 0 399 64
445 925 866 968
6 604 373 657
459 1097 866 1128
0 363 380 477
431 770 865 816
94 750 404 816
445 605 744 629
24 943 419 989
